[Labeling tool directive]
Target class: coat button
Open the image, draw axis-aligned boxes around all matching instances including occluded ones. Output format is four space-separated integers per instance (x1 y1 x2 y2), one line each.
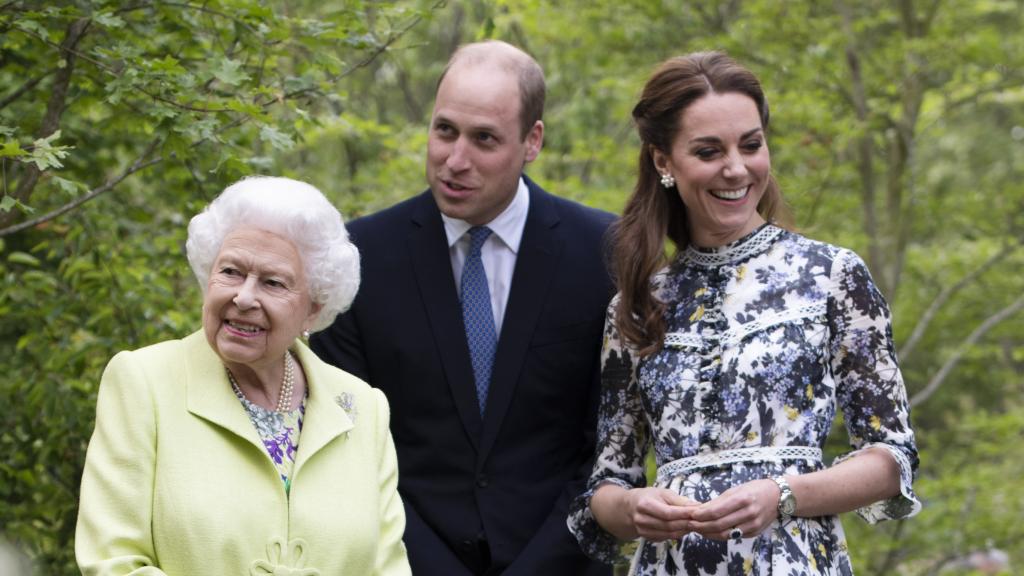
476 475 489 488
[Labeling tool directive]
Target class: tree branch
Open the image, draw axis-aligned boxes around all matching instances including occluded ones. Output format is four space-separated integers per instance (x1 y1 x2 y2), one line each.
0 139 163 237
1 17 90 229
324 1 445 84
116 2 261 35
0 67 56 110
899 241 1020 361
835 0 885 293
910 293 1024 407
922 0 944 33
11 17 236 115
871 518 907 576
274 2 442 105
0 2 436 234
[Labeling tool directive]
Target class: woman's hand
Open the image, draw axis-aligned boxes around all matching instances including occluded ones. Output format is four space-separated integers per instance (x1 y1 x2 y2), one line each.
591 484 698 542
686 479 780 541
686 449 903 541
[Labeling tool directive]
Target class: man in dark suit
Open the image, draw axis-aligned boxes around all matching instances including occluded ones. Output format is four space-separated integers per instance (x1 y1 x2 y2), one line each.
311 40 614 575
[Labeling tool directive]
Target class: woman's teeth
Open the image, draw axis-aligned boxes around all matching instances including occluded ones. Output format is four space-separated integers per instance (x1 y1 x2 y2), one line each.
710 186 748 200
227 321 261 334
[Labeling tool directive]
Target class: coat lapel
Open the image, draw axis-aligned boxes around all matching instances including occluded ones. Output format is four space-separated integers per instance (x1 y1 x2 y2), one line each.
408 192 483 449
291 341 355 475
185 331 355 473
479 183 562 460
184 331 266 453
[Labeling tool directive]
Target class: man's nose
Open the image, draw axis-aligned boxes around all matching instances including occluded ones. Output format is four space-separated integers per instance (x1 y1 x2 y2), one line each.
445 137 472 172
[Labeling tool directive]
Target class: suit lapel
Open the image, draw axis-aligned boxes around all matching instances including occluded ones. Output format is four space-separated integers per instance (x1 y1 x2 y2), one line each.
408 192 483 449
479 184 562 460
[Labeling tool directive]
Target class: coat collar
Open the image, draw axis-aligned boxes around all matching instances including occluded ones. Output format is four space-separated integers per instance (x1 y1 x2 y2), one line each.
184 331 355 471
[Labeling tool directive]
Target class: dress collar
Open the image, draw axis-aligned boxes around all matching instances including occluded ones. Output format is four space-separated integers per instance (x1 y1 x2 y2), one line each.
682 223 784 267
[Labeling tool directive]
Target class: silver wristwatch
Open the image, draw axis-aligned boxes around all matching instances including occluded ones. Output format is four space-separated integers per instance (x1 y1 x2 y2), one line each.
771 475 796 523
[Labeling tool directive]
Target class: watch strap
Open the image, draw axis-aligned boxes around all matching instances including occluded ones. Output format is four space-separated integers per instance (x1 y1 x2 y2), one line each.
771 475 795 523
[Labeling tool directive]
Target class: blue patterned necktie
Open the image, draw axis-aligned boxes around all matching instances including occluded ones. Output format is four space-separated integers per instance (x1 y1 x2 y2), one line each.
461 226 497 415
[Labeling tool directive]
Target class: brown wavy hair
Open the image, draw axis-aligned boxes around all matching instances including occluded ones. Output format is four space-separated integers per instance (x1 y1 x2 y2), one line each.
612 51 790 356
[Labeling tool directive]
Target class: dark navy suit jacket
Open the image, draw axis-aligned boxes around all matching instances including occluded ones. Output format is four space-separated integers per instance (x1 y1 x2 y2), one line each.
312 176 614 575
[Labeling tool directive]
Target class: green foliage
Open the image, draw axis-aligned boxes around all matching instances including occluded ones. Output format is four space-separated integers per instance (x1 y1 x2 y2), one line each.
1 1 1022 574
843 408 1024 575
0 0 437 573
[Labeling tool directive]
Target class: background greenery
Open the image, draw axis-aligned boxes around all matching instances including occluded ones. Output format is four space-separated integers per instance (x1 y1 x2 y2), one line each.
1 1 1021 574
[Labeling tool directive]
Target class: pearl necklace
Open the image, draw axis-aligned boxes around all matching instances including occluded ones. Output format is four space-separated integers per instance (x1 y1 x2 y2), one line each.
226 350 296 413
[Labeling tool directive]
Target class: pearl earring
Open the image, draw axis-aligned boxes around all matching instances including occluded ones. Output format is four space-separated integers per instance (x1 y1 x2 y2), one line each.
660 172 676 188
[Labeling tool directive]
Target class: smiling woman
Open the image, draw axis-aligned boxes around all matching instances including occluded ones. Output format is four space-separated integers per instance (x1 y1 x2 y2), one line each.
75 177 411 575
567 52 921 576
651 92 771 248
202 227 322 409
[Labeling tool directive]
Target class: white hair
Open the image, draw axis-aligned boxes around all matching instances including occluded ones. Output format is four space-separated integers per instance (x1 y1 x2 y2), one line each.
186 176 360 332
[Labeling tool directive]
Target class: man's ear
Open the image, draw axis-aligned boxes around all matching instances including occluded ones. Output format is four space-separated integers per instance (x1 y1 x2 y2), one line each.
523 120 544 163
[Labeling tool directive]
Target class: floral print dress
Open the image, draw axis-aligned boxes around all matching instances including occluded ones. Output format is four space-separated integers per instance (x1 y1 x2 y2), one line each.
567 225 921 575
231 382 306 495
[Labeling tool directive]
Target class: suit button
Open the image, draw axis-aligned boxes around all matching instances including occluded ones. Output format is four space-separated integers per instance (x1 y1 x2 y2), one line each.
460 539 473 552
476 475 489 488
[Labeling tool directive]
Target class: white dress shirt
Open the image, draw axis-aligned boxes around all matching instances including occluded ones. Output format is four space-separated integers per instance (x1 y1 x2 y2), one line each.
442 178 529 337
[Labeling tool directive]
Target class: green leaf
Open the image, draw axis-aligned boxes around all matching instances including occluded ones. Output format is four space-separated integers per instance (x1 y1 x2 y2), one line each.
0 140 25 158
0 195 34 215
8 252 41 267
51 176 85 197
93 12 125 28
14 18 49 42
213 58 251 86
150 55 187 76
146 103 180 121
28 131 72 171
162 134 192 161
226 99 268 121
259 125 294 150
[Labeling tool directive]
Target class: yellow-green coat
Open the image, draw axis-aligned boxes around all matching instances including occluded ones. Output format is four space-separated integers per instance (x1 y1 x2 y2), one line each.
76 331 410 576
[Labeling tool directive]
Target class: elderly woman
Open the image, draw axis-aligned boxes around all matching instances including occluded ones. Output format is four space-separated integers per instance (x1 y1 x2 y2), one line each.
76 177 410 575
568 52 920 575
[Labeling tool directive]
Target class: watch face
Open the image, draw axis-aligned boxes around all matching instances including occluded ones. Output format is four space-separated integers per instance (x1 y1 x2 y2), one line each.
781 496 797 515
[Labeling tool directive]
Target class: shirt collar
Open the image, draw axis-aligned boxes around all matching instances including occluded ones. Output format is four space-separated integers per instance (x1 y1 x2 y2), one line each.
441 177 530 253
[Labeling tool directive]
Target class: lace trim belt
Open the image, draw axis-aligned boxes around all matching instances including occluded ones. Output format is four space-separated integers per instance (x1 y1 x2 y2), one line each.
655 446 822 486
664 301 827 350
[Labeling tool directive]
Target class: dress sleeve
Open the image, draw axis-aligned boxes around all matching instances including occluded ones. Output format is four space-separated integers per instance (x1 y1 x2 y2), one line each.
75 351 169 575
371 388 412 576
567 300 650 564
827 249 922 523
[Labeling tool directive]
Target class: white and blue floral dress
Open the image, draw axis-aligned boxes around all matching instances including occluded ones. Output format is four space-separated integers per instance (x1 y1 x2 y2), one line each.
568 224 921 575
